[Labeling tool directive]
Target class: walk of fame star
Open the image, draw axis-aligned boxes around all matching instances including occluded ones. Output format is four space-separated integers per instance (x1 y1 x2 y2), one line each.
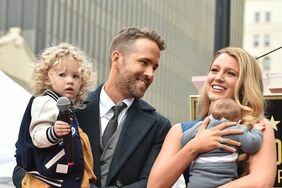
269 115 279 131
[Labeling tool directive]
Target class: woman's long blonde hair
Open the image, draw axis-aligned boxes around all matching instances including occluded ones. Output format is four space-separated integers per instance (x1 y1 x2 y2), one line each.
198 47 264 128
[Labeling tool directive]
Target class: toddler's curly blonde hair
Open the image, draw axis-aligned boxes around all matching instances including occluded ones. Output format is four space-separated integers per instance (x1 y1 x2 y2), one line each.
31 43 96 108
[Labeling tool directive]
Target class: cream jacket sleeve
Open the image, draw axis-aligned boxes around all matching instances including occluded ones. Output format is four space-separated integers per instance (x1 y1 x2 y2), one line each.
29 96 60 148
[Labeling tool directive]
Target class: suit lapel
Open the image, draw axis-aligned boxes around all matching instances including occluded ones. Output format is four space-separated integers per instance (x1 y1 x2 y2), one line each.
77 86 102 182
106 99 156 184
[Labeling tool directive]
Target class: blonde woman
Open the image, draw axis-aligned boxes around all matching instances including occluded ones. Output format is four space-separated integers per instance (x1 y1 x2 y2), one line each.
148 47 276 188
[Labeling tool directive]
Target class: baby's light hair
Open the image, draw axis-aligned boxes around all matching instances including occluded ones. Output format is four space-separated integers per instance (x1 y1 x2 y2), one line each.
211 98 241 122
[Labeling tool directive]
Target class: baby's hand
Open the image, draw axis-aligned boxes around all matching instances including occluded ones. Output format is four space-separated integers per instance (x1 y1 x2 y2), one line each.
253 122 265 131
54 120 71 137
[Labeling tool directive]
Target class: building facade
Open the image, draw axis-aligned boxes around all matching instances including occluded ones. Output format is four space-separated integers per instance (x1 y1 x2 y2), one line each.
244 0 282 73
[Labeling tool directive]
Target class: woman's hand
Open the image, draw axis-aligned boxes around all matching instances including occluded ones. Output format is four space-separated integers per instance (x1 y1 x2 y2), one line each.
253 121 265 131
189 116 243 153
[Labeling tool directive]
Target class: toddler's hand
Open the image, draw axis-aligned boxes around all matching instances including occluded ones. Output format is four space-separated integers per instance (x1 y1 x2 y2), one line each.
54 120 71 137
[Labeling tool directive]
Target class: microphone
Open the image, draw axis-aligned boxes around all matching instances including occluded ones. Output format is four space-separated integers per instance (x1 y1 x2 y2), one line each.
56 97 74 166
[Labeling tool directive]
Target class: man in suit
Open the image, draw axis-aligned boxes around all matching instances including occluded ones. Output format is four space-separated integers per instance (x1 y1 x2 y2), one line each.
12 26 171 188
76 26 171 187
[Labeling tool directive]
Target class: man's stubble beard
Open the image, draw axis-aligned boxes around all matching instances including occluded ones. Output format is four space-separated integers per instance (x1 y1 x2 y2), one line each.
117 71 147 99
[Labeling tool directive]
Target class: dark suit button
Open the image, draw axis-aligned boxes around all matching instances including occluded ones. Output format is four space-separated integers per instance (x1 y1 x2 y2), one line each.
75 177 81 182
101 160 106 165
116 180 123 187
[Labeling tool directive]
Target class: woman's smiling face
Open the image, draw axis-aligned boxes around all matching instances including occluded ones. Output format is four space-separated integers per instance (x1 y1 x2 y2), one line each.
206 53 239 103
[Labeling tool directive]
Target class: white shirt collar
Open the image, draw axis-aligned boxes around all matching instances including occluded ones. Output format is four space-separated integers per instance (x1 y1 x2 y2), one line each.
99 84 134 118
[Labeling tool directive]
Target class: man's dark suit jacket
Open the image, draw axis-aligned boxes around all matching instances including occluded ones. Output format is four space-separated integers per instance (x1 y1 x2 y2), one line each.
76 85 171 187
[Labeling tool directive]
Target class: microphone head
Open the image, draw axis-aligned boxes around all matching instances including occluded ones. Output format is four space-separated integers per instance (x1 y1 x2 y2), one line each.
57 97 71 111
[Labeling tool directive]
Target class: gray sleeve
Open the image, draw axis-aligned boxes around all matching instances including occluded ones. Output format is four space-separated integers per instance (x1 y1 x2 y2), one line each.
181 121 202 147
239 125 263 154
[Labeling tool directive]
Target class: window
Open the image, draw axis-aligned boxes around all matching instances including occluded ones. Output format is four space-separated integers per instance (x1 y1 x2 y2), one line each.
264 34 270 47
255 12 260 22
262 57 271 71
265 11 271 22
253 35 259 47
